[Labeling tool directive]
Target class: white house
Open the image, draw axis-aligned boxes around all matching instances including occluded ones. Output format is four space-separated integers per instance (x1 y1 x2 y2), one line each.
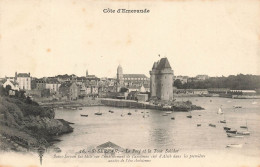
3 80 19 90
16 73 31 90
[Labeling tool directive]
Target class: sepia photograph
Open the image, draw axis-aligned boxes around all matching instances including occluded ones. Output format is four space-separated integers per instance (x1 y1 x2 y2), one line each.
0 0 259 166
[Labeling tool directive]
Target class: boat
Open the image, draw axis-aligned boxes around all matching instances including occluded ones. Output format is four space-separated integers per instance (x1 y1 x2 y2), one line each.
224 127 231 130
226 130 237 134
197 124 201 127
78 107 83 110
226 144 243 148
227 133 244 138
187 110 192 118
237 131 250 135
166 111 172 114
238 120 250 135
109 110 114 113
171 117 175 120
95 112 102 115
80 114 88 117
198 115 201 116
127 112 132 115
209 123 216 127
71 107 77 110
162 114 168 116
233 106 242 108
135 110 138 112
217 106 223 114
220 120 226 123
240 126 247 129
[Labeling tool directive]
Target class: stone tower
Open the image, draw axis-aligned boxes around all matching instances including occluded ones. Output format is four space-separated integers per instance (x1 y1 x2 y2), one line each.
117 65 124 92
117 64 123 84
150 57 174 101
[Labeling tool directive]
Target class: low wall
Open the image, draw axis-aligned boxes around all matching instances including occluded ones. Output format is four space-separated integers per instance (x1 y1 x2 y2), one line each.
101 99 160 110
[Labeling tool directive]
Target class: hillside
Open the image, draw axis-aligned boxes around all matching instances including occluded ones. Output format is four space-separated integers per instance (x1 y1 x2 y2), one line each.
0 96 73 152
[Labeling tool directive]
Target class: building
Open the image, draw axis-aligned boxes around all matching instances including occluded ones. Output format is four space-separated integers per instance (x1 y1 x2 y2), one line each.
150 57 174 101
116 64 150 92
174 75 189 84
34 79 46 90
2 80 19 90
196 75 209 81
59 82 79 100
45 78 61 94
16 72 31 90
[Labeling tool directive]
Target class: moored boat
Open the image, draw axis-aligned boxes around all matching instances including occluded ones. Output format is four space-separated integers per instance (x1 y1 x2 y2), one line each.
224 127 231 131
226 144 243 148
209 123 216 127
80 114 88 117
227 133 244 138
171 117 175 120
237 131 250 135
197 124 201 127
127 112 132 115
95 112 102 115
166 111 172 114
220 120 226 123
226 130 237 134
186 115 192 118
109 110 114 113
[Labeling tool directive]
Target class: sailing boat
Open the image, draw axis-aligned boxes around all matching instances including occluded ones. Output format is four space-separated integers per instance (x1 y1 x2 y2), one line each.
220 112 226 123
237 120 250 135
95 106 102 115
217 106 224 115
142 103 149 118
120 102 124 117
186 110 192 118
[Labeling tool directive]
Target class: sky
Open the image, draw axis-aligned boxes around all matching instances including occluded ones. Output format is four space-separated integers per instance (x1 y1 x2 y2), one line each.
0 0 259 78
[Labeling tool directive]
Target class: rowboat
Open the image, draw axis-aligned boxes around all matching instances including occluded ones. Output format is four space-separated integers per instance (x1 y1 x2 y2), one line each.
197 124 201 127
220 120 226 123
226 130 237 134
237 131 250 135
80 114 88 117
227 133 244 138
224 127 231 130
209 123 216 127
226 144 243 148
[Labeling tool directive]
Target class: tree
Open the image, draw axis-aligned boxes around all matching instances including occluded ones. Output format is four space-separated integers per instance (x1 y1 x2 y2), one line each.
173 79 183 89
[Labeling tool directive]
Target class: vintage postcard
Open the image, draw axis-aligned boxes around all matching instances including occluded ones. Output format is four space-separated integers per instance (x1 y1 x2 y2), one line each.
0 0 260 167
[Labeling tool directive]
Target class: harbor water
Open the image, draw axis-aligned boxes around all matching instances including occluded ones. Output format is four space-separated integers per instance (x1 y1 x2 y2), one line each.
54 97 260 158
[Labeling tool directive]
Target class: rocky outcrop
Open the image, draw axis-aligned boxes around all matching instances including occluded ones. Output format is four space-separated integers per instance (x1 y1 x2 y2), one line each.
172 100 204 112
0 96 73 152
